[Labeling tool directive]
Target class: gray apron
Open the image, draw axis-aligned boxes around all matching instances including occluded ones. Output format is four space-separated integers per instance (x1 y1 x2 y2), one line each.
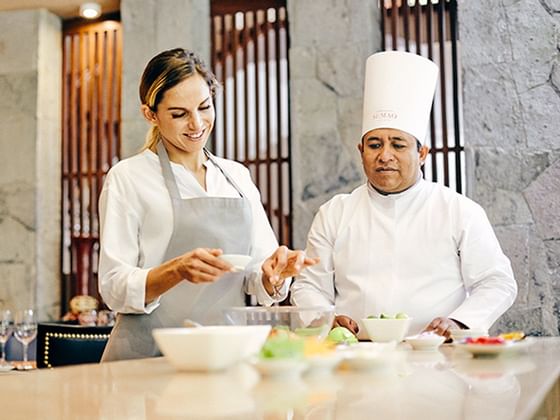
101 142 253 361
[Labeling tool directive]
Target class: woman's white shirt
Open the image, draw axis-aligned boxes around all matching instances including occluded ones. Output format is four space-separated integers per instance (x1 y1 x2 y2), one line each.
98 150 284 314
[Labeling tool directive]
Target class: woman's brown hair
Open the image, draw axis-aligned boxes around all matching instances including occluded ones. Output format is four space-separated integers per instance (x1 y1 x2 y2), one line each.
139 48 219 151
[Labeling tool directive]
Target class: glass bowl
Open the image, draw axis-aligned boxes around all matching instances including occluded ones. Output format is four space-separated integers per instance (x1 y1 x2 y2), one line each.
223 305 335 341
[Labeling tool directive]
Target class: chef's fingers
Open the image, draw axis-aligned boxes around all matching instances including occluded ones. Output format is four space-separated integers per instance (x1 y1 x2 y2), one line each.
424 317 453 339
334 315 359 335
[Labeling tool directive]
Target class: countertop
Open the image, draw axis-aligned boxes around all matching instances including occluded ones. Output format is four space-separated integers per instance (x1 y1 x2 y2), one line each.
1 337 559 420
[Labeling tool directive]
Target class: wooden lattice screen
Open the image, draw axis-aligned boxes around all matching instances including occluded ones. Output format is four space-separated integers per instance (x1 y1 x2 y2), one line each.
210 0 293 247
381 0 464 193
61 17 122 315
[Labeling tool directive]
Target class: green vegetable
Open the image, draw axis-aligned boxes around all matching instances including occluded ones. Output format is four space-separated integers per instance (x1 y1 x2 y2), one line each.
367 315 378 319
327 326 358 345
379 313 392 319
395 312 409 319
260 335 304 359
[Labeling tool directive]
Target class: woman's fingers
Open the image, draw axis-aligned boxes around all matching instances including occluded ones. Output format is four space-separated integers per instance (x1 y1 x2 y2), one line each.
180 248 234 283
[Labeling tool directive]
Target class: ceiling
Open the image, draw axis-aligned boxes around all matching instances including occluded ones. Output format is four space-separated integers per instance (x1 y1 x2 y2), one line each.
0 0 120 19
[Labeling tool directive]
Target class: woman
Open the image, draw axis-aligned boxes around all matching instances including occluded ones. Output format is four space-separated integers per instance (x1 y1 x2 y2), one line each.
98 48 316 361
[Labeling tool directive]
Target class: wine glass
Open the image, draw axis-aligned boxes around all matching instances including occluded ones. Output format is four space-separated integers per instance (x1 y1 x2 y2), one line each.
14 309 37 370
0 310 13 368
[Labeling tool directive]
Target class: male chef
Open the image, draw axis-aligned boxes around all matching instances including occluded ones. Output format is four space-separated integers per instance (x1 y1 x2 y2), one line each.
290 51 517 339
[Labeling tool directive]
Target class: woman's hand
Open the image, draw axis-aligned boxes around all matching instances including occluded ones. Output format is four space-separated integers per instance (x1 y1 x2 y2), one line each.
145 248 233 303
177 248 233 284
261 246 319 297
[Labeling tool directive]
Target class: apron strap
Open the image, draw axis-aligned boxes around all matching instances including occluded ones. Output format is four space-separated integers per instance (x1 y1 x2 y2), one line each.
205 150 246 198
156 141 181 199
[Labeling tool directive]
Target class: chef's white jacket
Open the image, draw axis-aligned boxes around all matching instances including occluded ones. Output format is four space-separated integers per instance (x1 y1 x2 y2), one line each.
98 150 287 314
291 179 517 336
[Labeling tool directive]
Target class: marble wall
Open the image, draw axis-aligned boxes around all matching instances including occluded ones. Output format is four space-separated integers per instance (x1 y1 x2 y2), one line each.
459 0 560 335
288 0 381 247
0 10 61 320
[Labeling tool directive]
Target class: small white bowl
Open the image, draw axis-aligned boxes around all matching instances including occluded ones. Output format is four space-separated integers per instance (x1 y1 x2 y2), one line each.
360 317 412 342
153 325 270 372
219 254 252 272
405 334 445 351
449 328 488 342
252 358 308 379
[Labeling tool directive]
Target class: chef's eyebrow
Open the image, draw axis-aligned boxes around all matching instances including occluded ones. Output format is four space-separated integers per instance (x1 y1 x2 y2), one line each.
365 135 408 142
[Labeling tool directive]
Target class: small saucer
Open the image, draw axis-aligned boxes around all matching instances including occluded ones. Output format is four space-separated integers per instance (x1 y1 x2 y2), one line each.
0 364 15 372
405 334 445 351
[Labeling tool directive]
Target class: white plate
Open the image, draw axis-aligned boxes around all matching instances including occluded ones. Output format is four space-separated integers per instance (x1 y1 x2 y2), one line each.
0 364 15 372
252 358 308 379
454 338 533 357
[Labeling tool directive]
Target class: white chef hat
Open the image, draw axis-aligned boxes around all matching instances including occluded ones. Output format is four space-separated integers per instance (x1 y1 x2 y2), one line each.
361 51 439 144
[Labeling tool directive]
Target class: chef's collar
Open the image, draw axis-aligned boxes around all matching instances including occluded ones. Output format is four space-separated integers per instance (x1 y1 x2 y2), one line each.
367 173 424 199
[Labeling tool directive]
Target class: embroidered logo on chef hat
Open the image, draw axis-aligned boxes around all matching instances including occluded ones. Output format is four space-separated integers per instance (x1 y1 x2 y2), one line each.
361 51 439 144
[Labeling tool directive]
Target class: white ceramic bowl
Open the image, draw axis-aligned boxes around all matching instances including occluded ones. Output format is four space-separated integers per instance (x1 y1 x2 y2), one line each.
153 325 271 372
449 328 488 342
219 254 252 271
405 334 445 351
224 306 335 340
360 318 412 342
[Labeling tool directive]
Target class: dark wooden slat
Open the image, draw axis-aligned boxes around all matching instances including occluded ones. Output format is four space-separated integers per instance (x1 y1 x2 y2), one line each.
403 0 410 52
87 30 96 236
114 28 123 159
232 13 239 161
415 1 421 54
449 0 463 193
222 14 229 158
275 8 284 244
243 11 250 165
381 2 386 50
264 13 272 221
255 10 262 191
391 0 398 50
283 7 294 248
210 15 217 153
426 1 438 183
105 29 114 172
437 0 450 187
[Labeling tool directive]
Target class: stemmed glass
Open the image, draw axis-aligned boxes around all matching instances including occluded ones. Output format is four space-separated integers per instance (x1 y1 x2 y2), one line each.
0 310 13 368
14 309 37 370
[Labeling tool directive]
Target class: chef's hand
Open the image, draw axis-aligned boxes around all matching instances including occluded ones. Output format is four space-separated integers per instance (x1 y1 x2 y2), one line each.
177 248 233 284
262 245 319 297
423 317 464 340
333 315 359 335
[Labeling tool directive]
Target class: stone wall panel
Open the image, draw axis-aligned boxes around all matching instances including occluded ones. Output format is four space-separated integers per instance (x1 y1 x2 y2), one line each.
523 158 560 239
462 63 525 148
519 84 560 150
460 0 560 335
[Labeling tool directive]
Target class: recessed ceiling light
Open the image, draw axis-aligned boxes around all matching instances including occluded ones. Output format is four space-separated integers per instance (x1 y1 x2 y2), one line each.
79 2 101 19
